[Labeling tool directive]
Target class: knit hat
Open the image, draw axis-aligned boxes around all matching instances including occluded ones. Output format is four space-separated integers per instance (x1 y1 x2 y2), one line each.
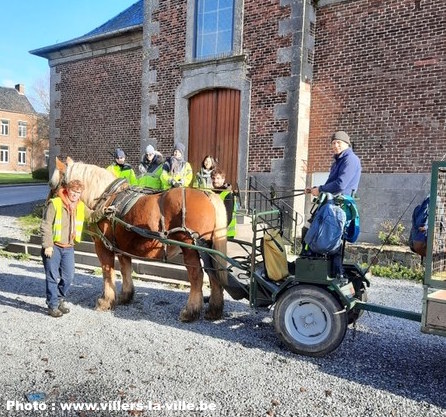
114 148 126 158
174 142 185 155
331 131 351 146
145 145 155 155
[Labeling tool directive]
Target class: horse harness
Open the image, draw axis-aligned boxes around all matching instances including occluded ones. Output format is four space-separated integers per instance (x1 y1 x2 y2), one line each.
90 185 208 262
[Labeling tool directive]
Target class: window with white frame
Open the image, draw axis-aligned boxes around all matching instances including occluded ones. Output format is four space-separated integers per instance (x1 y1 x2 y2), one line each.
18 147 26 165
0 146 9 163
18 121 27 138
1 120 9 136
195 0 234 59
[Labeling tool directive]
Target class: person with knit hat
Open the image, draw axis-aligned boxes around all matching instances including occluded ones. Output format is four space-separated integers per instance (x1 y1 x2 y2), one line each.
106 148 137 186
306 130 361 197
160 142 193 190
138 144 164 189
304 130 361 280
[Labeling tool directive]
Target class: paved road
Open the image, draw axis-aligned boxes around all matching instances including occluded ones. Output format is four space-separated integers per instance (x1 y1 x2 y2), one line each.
0 184 48 207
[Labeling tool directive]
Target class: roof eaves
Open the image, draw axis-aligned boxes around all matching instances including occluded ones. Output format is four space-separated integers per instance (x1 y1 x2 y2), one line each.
30 24 142 57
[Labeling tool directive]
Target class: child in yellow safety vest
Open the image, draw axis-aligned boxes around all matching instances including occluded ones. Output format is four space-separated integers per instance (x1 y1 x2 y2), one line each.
160 142 193 189
211 168 237 238
106 148 137 185
138 145 164 189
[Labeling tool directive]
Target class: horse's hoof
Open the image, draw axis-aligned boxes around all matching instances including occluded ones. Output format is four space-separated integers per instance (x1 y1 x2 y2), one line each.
118 291 134 305
204 305 223 321
179 308 200 323
95 298 115 311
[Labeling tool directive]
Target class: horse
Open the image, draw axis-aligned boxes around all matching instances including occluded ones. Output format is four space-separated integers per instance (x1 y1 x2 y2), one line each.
49 157 228 322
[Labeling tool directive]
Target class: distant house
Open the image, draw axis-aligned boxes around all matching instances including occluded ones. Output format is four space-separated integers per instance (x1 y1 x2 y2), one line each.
31 0 446 243
0 84 48 173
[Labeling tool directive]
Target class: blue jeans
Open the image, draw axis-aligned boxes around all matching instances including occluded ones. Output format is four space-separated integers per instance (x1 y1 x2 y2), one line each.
42 246 75 309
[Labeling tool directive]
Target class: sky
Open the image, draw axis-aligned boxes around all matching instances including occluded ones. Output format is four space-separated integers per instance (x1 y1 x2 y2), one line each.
0 0 138 110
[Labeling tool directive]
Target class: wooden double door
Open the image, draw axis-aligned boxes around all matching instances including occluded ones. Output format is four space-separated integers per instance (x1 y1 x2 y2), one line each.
188 88 240 185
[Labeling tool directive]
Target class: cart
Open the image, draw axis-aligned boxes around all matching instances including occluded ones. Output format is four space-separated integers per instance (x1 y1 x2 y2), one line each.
188 162 446 356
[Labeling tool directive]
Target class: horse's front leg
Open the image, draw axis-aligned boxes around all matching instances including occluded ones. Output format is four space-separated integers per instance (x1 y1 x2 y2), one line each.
117 254 134 304
94 241 117 311
180 249 203 322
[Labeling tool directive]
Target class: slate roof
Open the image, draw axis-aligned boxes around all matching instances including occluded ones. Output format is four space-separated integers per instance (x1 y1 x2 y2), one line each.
30 0 143 57
0 87 36 114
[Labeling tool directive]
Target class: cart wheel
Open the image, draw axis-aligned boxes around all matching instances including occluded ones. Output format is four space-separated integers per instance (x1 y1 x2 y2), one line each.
273 285 347 357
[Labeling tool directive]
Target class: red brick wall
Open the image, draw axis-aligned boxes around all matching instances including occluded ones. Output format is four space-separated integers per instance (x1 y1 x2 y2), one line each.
309 0 446 173
151 0 293 173
0 110 40 173
151 1 187 157
244 0 291 172
57 49 142 168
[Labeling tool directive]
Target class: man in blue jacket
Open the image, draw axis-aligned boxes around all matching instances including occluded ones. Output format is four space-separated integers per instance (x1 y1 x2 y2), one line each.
305 130 361 279
307 130 361 197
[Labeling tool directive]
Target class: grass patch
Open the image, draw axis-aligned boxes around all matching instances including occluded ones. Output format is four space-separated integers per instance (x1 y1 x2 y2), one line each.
0 249 30 261
362 262 424 282
0 173 46 185
17 204 44 239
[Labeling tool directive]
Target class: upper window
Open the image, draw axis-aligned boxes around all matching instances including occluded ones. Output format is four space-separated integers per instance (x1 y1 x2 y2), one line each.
0 146 9 163
195 0 234 59
18 121 27 138
1 120 9 136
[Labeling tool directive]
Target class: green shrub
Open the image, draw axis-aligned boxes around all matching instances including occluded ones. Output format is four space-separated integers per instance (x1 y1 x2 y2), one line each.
362 262 424 282
378 221 407 246
32 167 49 181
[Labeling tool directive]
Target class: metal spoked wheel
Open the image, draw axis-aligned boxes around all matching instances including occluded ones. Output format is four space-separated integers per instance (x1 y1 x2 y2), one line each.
273 285 347 357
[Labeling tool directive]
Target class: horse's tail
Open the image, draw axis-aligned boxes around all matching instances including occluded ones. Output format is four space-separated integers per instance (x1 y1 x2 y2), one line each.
208 193 228 286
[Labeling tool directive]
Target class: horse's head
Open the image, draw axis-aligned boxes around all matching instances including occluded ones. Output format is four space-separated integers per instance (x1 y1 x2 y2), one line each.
49 156 75 190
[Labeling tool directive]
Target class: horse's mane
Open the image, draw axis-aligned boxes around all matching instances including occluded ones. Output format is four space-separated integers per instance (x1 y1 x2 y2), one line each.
69 162 116 208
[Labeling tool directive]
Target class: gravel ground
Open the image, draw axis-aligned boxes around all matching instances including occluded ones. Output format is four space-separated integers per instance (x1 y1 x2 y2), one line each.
0 209 446 417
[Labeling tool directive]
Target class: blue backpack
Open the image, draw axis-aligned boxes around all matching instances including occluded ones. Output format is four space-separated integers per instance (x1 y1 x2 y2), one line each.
338 195 360 243
304 195 347 255
409 196 429 255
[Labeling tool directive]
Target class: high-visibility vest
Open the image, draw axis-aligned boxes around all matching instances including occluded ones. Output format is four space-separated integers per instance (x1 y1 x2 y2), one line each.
51 197 85 243
138 164 163 189
219 190 237 238
107 164 137 185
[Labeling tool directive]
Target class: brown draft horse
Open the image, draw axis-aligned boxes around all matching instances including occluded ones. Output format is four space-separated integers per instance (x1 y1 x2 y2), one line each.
50 157 228 322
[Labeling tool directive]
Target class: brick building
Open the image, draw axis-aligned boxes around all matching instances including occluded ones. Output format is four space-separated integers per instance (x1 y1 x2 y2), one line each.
0 84 47 173
31 0 446 242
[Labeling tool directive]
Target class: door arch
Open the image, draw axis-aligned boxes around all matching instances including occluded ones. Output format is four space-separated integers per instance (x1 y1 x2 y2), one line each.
188 88 240 185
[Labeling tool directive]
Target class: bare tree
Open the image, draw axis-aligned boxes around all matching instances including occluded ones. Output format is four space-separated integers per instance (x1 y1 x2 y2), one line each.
26 73 50 172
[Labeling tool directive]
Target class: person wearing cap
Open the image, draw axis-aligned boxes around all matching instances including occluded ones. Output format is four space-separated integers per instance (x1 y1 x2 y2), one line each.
106 148 137 186
138 145 164 189
304 130 361 280
160 142 193 190
306 130 361 197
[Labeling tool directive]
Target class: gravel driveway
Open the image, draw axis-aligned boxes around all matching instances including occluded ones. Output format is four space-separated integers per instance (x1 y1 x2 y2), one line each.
0 211 445 417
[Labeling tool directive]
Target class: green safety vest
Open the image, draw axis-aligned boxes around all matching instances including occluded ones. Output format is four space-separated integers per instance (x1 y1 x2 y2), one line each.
219 190 237 238
138 164 163 189
107 164 137 185
51 197 85 243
